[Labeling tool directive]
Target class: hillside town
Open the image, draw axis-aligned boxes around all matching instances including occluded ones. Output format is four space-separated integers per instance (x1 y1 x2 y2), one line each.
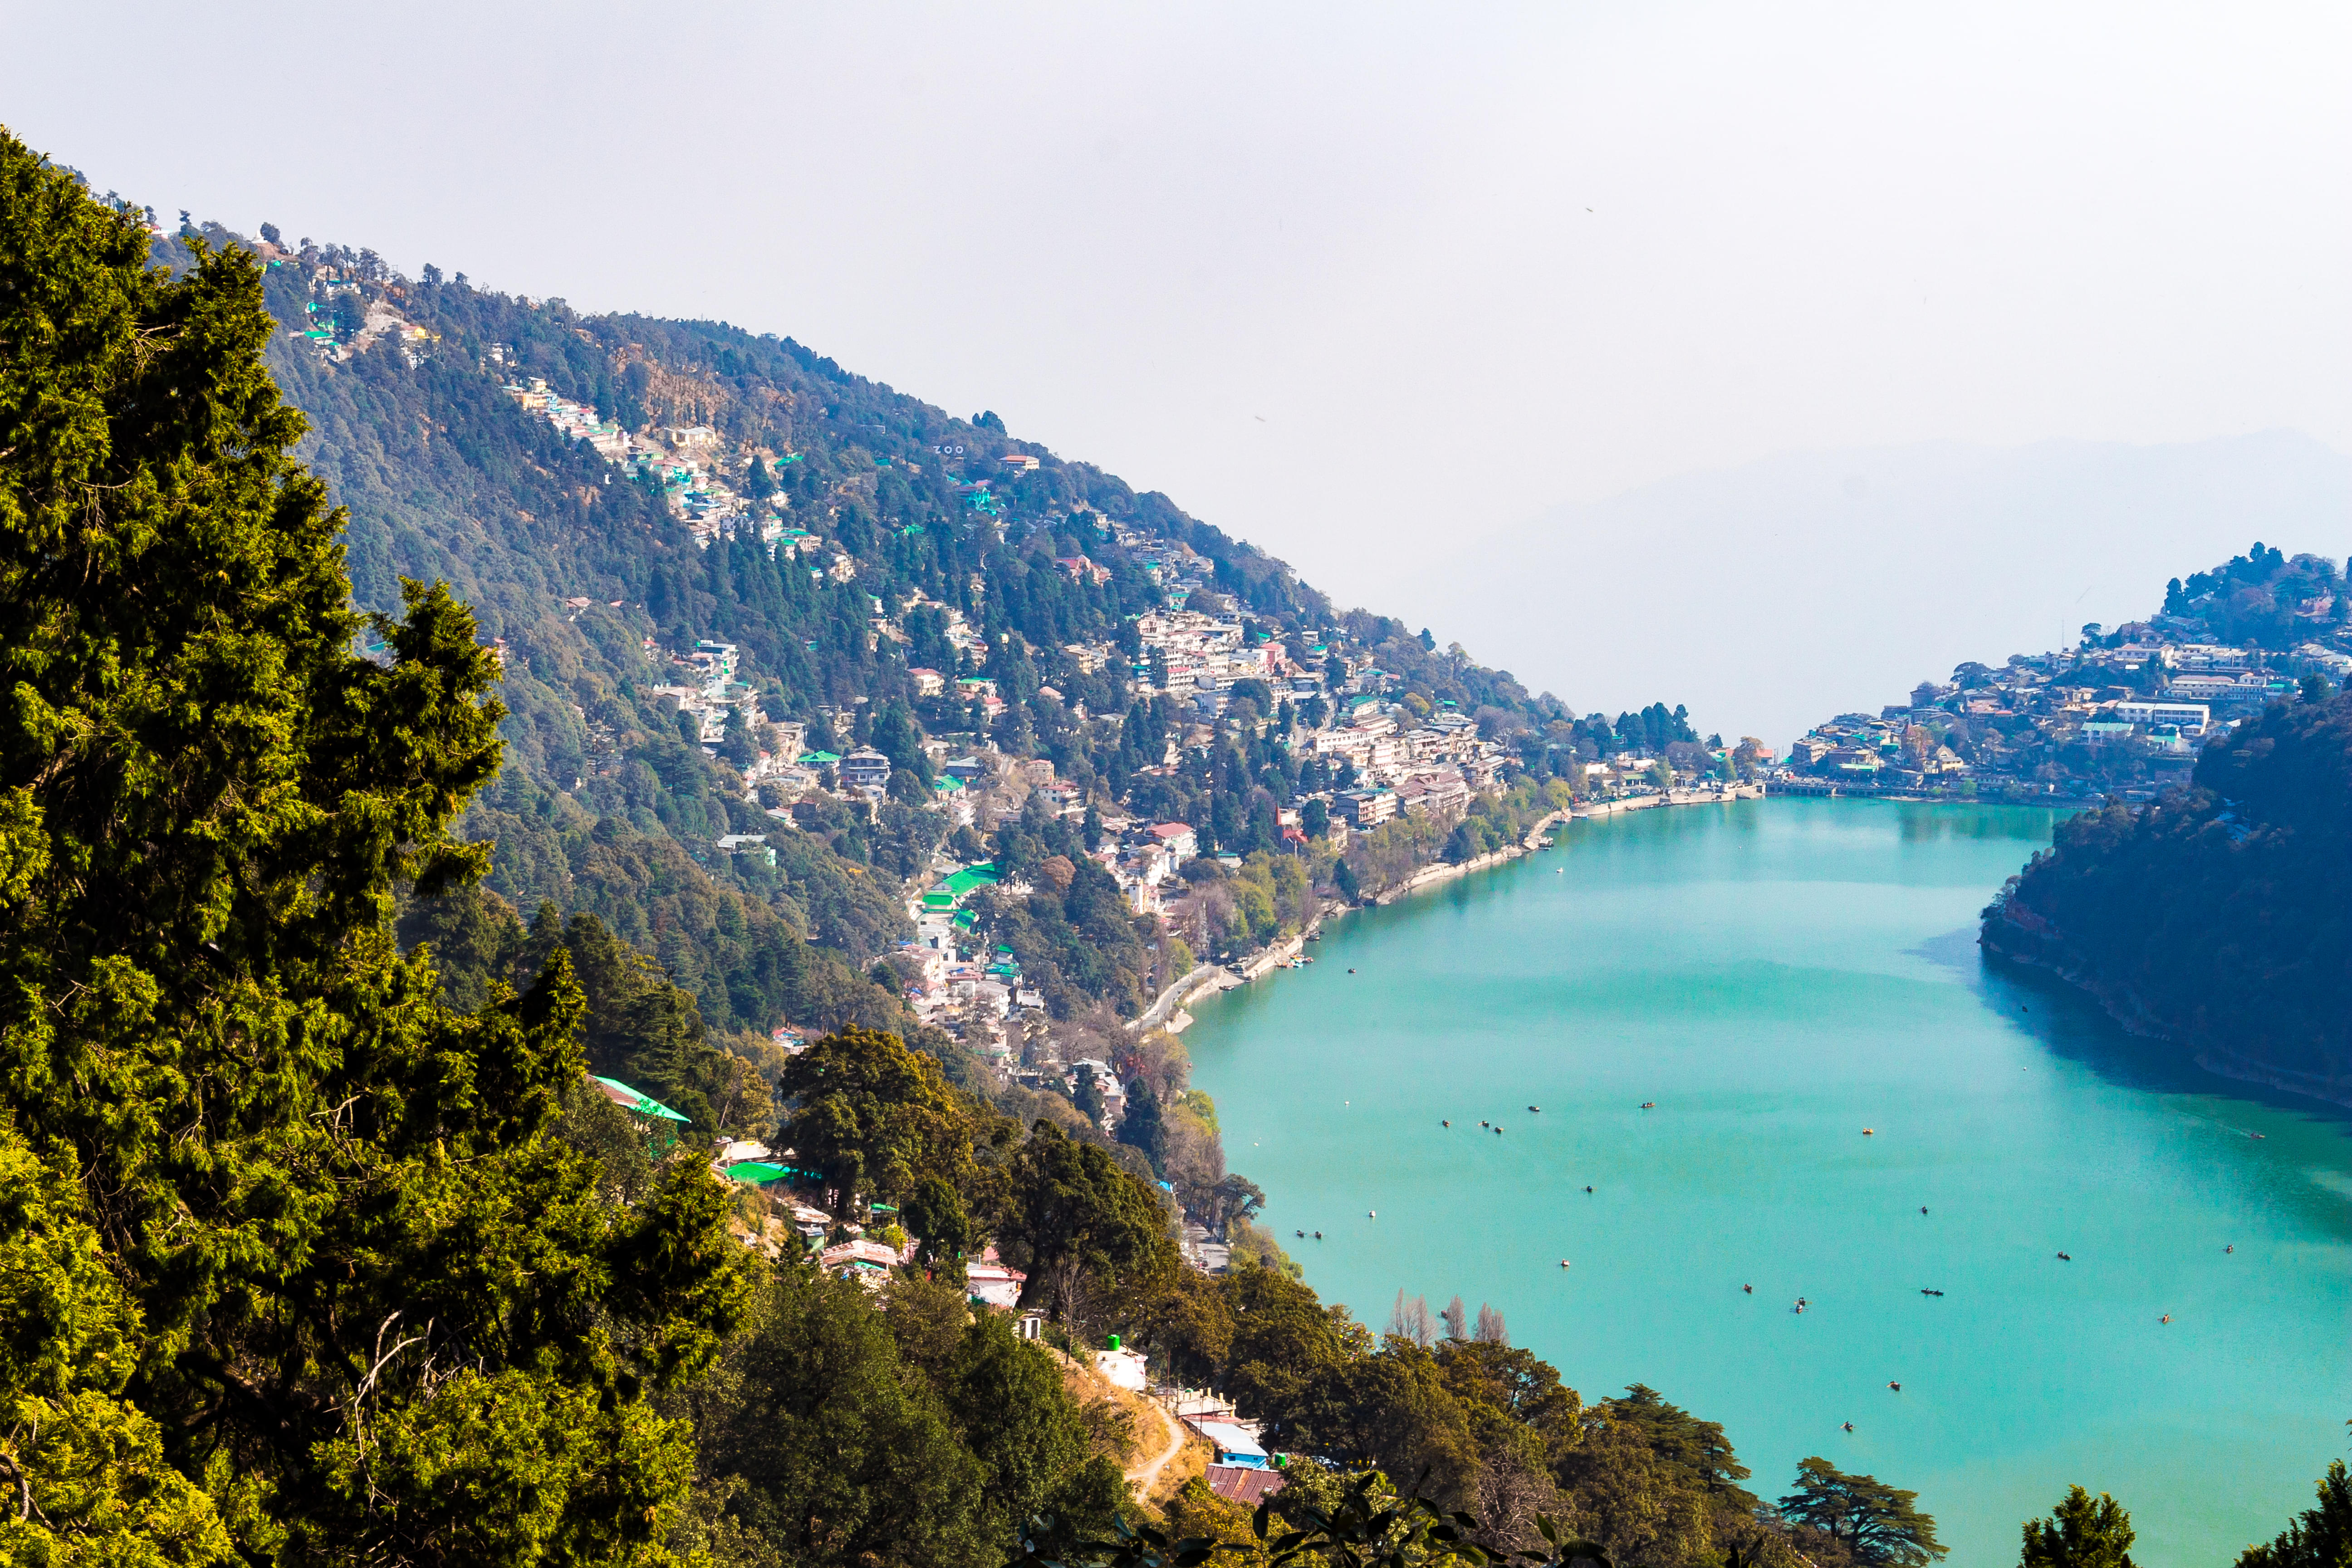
479 366 1757 1091
1774 547 2352 804
244 240 1775 1318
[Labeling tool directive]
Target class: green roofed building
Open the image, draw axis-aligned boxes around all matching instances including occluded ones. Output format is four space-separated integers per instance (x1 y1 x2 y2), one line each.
722 1161 820 1186
938 862 999 900
799 750 843 766
591 1075 690 1123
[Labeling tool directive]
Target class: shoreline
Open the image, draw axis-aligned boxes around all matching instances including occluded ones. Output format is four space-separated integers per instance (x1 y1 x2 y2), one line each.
1152 784 1766 1029
1370 784 1766 907
1983 917 2352 1113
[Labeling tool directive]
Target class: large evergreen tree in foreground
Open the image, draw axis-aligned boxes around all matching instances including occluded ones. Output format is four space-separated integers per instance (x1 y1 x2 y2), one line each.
0 128 744 1564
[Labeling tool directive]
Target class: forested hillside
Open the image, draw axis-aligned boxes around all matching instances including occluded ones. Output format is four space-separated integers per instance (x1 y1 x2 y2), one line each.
142 216 1627 1029
129 207 1707 1190
1983 681 2352 1102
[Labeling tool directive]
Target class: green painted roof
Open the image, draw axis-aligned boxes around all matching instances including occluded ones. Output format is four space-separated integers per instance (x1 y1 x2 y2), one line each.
799 750 843 765
725 1161 821 1185
939 862 999 899
593 1075 690 1123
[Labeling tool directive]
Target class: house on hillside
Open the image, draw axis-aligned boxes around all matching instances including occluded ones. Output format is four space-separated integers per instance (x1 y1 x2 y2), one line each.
838 749 892 790
1150 822 1199 861
820 1239 901 1289
715 833 776 868
1185 1420 1271 1470
966 1260 1027 1310
1206 1465 1286 1506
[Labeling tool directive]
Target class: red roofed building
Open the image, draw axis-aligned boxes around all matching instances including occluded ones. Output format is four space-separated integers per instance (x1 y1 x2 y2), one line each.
1205 1465 1286 1506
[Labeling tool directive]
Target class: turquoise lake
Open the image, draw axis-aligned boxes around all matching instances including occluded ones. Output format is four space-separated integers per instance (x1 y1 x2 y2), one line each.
1183 798 2351 1566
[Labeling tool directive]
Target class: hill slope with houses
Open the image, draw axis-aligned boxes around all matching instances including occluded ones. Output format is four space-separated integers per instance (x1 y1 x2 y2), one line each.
1774 544 2352 804
146 216 1723 1245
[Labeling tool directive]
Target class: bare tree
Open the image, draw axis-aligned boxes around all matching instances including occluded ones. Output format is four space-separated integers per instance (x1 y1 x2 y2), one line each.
1475 1302 1509 1345
1387 1289 1436 1348
1441 1294 1468 1342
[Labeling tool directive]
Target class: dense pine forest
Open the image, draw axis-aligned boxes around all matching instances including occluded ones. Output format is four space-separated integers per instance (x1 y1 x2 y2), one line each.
1983 681 2352 1102
3 128 2345 1567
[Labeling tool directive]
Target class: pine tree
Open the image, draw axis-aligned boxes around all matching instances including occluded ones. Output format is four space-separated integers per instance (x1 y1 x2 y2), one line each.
2019 1485 2136 1568
0 127 746 1563
1780 1457 1949 1567
2237 1461 2352 1568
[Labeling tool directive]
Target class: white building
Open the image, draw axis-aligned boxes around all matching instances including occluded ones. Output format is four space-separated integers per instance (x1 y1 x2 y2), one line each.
2110 700 2211 734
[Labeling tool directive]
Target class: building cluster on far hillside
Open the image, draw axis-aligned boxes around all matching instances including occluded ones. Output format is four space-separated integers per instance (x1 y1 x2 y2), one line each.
1774 544 2352 804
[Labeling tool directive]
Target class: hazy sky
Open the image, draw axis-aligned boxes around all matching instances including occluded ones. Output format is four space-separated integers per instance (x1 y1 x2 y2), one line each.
8 4 2347 680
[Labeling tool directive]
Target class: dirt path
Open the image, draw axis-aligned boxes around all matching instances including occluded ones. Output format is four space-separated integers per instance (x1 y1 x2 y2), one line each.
1127 1398 1186 1497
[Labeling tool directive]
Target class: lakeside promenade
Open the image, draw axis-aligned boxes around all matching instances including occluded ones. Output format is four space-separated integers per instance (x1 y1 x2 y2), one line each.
1131 783 1766 1032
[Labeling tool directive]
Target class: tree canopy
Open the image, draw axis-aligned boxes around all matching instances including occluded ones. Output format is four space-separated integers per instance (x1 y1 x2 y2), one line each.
1985 684 2352 1090
2235 1460 2352 1568
0 125 746 1565
2019 1485 2136 1568
1779 1457 1948 1568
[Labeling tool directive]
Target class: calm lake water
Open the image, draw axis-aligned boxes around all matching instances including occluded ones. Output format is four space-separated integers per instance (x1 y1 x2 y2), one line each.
1185 798 2352 1567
